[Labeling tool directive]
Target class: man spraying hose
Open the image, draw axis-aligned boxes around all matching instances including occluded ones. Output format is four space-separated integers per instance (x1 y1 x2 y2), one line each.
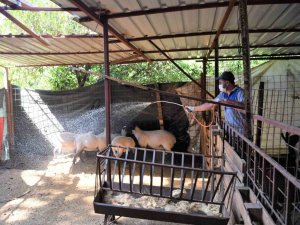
185 71 246 134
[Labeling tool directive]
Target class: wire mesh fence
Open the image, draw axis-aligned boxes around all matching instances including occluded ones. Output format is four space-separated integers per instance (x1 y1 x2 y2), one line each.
205 73 300 157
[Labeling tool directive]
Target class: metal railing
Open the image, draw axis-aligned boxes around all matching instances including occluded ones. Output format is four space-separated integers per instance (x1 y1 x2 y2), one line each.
95 146 237 208
224 119 300 225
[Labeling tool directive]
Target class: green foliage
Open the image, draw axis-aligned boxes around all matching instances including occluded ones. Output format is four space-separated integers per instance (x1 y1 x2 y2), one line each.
48 67 78 90
109 61 201 85
3 66 52 90
46 61 202 90
48 65 100 90
206 59 268 78
0 0 93 35
2 59 268 90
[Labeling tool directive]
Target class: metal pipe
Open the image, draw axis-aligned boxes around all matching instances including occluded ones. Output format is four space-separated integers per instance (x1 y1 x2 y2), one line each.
2 43 300 56
110 54 140 65
206 0 237 58
239 0 253 140
170 153 175 197
214 39 222 124
101 0 300 19
11 54 300 68
0 7 49 46
69 0 151 62
215 39 219 97
160 151 165 197
255 82 264 147
285 181 295 225
201 58 207 121
109 29 300 43
253 114 300 136
1 6 103 12
190 171 199 201
101 14 111 146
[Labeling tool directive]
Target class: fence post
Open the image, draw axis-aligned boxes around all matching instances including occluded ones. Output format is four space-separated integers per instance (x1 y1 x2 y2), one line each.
255 82 264 147
3 67 14 159
239 0 253 140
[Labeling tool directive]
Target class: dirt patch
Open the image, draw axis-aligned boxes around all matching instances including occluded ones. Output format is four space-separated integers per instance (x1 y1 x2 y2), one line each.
0 155 102 225
0 155 183 225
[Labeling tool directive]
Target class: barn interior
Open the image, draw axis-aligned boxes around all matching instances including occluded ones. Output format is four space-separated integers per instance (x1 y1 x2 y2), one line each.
0 1 300 225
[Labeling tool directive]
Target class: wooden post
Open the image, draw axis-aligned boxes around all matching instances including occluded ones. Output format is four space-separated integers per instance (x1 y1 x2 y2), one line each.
255 82 264 147
154 84 164 130
239 0 253 140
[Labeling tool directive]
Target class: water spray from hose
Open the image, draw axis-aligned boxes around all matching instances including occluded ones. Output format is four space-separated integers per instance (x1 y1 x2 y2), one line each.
149 101 215 128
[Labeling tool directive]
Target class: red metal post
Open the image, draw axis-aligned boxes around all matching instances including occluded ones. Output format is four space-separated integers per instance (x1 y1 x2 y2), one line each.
214 38 219 97
239 0 253 140
255 82 264 147
201 58 207 121
100 14 111 145
215 39 222 124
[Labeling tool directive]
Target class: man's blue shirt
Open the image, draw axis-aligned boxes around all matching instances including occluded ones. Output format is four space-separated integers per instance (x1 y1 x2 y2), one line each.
215 86 245 133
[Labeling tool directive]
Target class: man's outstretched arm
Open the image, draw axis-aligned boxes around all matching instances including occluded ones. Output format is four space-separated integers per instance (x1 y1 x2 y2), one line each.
185 103 216 112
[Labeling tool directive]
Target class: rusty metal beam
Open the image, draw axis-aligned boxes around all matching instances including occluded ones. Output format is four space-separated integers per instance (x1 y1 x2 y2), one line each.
101 14 111 146
69 0 151 62
110 54 140 65
0 33 115 39
206 0 236 59
75 0 300 21
117 53 300 63
239 0 253 140
0 0 32 8
214 39 219 97
108 28 300 44
148 40 215 98
255 82 264 147
7 53 300 67
201 58 207 121
0 28 298 41
1 6 103 12
0 43 299 55
143 43 300 53
0 8 49 46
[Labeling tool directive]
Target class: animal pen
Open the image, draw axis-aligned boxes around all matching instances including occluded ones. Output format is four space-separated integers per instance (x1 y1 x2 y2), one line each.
94 146 236 225
0 0 300 225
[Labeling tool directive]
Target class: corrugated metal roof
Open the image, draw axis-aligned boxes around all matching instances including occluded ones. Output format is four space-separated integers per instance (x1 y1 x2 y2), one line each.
0 0 299 66
50 0 300 62
0 35 136 66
